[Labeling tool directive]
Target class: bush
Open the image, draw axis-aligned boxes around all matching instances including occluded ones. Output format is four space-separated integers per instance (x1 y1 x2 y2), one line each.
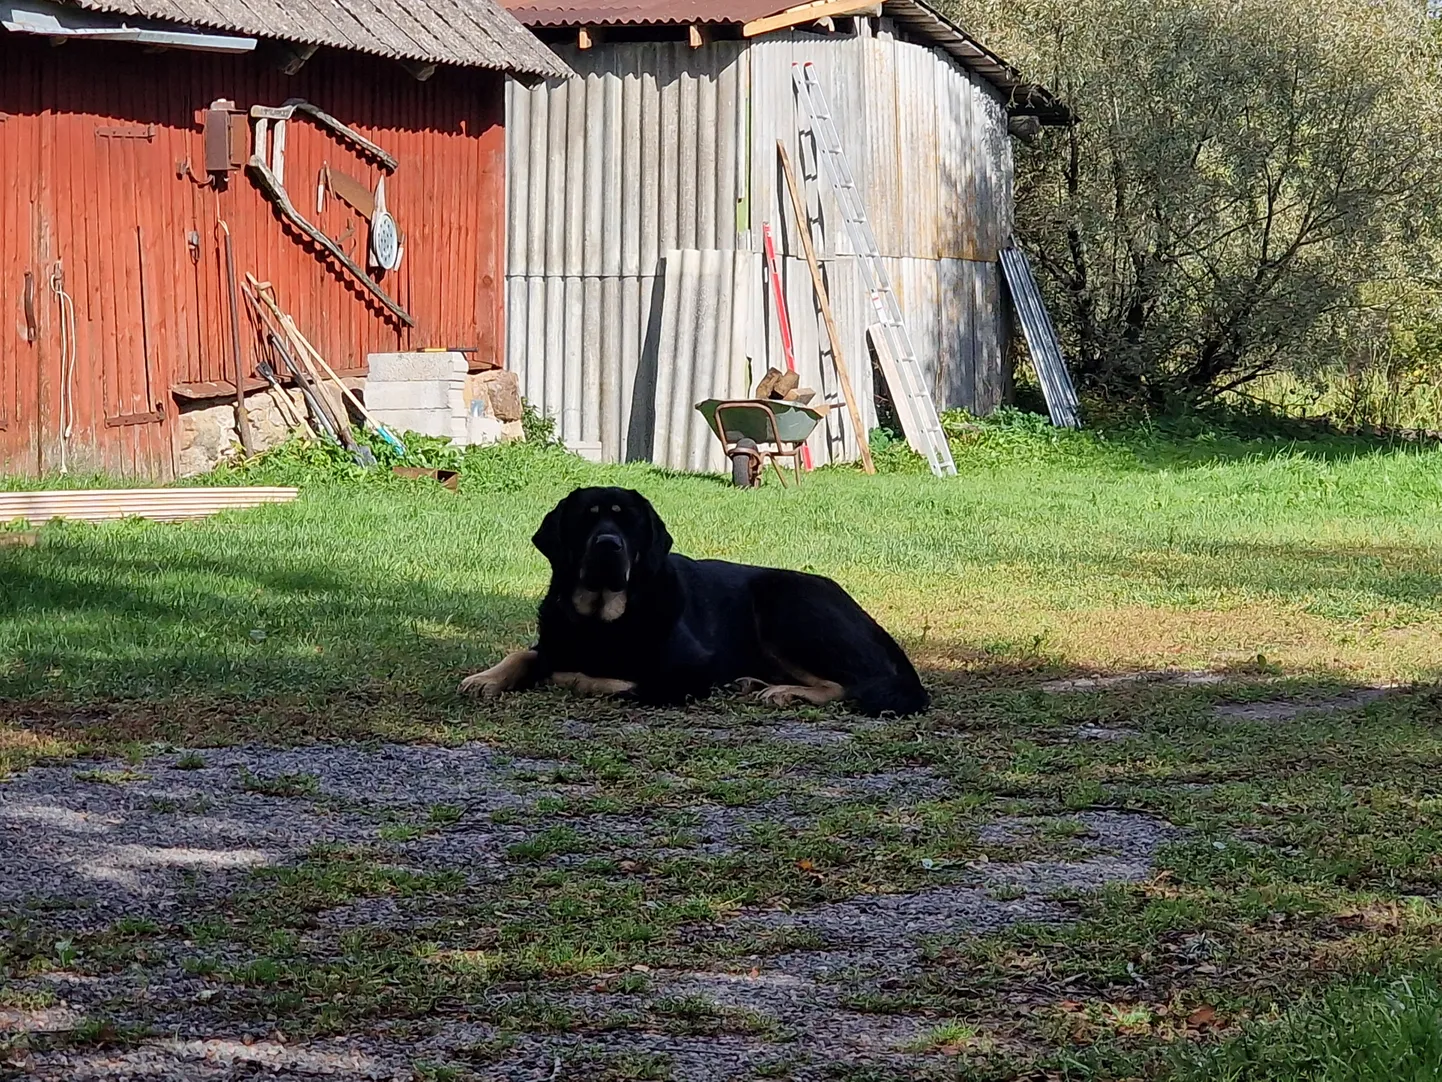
206 400 578 489
946 0 1442 407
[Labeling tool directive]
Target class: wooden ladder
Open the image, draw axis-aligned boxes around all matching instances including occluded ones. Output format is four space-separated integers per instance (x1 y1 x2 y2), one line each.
792 61 956 477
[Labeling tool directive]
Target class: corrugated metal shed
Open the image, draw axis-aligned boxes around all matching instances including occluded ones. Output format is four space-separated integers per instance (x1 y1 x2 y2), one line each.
74 0 571 77
504 26 1012 471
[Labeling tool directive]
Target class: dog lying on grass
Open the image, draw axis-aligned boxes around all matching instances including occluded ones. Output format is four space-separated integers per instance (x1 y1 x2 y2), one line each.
460 486 929 717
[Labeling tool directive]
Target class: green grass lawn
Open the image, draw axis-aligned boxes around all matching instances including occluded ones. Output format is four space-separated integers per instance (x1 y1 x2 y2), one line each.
3 414 1442 1080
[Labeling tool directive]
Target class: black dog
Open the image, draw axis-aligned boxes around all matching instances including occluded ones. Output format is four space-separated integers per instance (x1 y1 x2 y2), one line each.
460 486 929 716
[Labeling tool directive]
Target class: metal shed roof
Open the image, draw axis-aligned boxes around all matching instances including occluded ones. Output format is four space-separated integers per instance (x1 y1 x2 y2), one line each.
64 0 572 76
503 0 1066 121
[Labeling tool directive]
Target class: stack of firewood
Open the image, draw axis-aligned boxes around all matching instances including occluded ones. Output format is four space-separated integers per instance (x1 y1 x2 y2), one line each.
754 368 815 405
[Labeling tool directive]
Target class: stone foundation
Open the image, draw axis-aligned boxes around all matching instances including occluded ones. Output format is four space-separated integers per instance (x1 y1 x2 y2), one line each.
175 403 239 478
466 370 525 443
174 370 525 476
175 389 310 477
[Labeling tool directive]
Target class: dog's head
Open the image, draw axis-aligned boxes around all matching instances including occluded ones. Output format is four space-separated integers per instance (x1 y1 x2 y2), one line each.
532 487 673 621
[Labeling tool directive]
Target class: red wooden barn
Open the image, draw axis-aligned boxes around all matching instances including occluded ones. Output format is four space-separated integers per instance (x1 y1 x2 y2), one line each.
1 0 567 478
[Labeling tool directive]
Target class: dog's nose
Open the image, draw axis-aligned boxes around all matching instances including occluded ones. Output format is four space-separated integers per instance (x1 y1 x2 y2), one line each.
590 533 624 552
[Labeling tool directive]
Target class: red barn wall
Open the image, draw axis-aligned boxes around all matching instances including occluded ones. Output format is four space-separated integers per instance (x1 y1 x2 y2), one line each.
1 36 506 479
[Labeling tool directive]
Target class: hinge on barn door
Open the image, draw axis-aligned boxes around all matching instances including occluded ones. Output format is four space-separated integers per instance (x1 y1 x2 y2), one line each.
23 271 37 343
105 411 165 427
96 124 157 140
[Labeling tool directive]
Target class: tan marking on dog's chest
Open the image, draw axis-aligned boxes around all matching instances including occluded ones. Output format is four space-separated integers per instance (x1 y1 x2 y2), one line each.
600 589 627 622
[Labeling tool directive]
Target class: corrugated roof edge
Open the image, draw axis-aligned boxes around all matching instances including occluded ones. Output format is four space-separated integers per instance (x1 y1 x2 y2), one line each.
66 0 575 79
507 0 1067 122
509 0 779 28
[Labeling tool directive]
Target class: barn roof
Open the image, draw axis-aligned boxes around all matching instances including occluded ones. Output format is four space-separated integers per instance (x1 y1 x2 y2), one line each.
65 0 572 77
503 0 1066 121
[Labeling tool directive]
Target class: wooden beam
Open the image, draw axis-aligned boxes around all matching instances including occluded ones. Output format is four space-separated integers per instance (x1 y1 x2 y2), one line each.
172 377 269 401
742 0 880 37
688 23 709 48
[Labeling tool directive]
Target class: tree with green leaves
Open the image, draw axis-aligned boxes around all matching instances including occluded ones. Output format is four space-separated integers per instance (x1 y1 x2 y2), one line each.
948 0 1442 407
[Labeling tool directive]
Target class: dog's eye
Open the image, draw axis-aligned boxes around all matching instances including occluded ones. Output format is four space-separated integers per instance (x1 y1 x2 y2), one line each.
588 506 599 514
611 504 621 513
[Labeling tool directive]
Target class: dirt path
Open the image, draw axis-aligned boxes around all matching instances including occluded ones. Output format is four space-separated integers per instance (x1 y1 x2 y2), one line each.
2 733 1172 1081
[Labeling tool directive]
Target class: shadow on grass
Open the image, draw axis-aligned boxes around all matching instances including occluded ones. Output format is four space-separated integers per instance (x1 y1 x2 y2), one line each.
1057 401 1442 472
0 544 533 705
993 539 1442 616
5 533 1441 706
3 526 1439 766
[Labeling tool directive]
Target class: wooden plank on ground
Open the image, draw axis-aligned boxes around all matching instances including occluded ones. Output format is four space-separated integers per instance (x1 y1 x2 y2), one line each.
0 488 299 525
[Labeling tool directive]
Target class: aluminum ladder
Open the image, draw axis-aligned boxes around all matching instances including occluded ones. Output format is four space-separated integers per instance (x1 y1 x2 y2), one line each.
1000 245 1082 428
791 61 956 477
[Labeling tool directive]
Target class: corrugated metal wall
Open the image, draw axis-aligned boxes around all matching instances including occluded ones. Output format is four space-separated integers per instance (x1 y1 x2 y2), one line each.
652 249 757 473
505 42 751 465
1 37 506 478
505 23 1014 472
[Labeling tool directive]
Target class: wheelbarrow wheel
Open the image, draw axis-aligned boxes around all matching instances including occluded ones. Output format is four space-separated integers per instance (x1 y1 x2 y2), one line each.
730 438 760 488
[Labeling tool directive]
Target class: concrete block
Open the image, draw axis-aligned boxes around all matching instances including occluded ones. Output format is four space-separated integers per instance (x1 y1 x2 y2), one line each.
567 440 604 463
372 408 454 438
367 351 467 383
364 381 454 412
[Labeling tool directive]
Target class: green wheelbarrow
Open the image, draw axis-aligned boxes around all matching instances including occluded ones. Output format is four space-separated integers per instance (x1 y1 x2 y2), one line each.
695 398 831 488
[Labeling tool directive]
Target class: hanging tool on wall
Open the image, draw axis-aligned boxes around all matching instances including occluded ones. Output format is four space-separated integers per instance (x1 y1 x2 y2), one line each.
319 163 376 219
368 177 402 273
318 164 401 270
761 222 812 471
218 220 254 455
49 261 78 476
248 100 413 326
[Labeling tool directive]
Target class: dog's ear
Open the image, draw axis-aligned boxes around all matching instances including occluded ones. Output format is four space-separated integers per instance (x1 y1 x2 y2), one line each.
531 498 570 567
641 500 673 576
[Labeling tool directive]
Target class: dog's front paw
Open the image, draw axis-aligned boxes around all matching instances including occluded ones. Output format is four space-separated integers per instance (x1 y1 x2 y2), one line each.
459 650 537 700
756 684 806 706
730 676 770 695
756 681 844 708
459 670 507 699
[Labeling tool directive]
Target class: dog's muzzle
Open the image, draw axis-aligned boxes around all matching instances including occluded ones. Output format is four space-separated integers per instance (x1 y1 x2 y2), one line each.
579 531 630 591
